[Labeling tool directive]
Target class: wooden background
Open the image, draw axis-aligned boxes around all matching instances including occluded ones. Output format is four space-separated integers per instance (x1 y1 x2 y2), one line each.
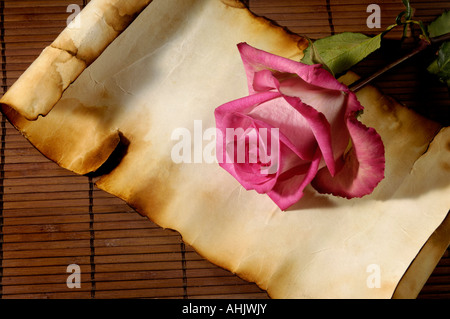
0 0 448 299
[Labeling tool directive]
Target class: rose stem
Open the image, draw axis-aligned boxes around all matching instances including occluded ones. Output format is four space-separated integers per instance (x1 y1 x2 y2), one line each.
349 32 450 93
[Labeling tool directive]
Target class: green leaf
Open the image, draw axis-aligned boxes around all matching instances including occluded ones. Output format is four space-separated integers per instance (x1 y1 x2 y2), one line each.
301 32 382 76
427 41 450 87
427 59 439 74
305 38 334 76
427 11 450 87
428 10 450 38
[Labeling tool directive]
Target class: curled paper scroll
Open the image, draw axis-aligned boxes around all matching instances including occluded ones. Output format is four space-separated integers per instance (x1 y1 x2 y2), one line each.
1 0 449 298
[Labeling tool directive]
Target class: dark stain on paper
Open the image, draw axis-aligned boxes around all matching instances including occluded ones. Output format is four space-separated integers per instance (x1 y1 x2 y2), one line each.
87 132 130 178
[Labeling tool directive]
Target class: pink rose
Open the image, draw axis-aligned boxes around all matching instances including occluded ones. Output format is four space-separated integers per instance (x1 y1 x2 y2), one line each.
214 43 385 211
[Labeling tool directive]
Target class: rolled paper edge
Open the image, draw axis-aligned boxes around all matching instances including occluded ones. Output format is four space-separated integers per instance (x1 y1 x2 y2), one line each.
0 0 152 121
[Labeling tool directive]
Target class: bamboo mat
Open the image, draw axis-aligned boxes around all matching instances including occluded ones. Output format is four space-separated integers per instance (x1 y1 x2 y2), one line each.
0 0 448 299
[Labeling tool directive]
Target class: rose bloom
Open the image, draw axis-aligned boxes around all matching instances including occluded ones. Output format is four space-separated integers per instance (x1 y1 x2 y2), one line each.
214 43 385 211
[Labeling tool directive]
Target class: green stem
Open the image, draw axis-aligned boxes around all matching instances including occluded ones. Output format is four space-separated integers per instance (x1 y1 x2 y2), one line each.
348 33 450 92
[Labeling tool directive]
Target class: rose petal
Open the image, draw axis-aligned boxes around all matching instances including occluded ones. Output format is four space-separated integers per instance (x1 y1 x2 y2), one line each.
250 68 350 169
219 112 311 194
283 95 337 176
237 42 347 93
247 96 317 161
311 116 385 198
215 91 281 120
216 111 281 193
268 147 322 210
230 124 281 193
280 78 351 161
215 91 281 164
276 162 312 182
249 114 315 173
253 68 352 165
253 69 280 92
